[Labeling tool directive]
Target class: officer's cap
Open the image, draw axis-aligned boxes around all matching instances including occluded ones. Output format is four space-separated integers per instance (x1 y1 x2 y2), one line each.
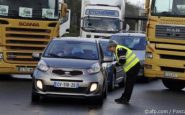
108 40 118 48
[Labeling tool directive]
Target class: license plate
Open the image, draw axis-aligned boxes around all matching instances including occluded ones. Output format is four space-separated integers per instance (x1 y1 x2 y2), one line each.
17 67 34 72
53 81 79 88
164 71 178 78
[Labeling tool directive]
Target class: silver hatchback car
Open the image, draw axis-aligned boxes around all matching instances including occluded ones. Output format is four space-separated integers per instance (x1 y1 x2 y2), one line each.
31 38 110 103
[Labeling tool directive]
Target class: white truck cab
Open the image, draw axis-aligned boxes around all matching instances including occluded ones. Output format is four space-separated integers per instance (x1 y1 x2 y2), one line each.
80 0 125 38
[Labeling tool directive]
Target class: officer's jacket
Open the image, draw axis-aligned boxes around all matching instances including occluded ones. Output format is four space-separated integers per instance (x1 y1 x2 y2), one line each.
115 45 139 72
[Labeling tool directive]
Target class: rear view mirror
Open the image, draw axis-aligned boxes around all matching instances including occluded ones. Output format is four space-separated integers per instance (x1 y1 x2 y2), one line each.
103 56 114 62
61 3 68 17
32 52 42 59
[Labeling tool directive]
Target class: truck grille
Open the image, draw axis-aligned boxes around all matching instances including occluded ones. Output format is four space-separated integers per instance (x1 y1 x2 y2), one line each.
160 54 185 61
5 27 52 64
156 25 185 40
161 67 185 73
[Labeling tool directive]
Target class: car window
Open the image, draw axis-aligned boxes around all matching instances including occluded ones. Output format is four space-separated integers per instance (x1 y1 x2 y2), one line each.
44 40 99 60
111 35 146 50
99 41 113 58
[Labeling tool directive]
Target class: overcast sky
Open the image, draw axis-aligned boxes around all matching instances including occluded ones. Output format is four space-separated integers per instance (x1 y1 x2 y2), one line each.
127 0 144 7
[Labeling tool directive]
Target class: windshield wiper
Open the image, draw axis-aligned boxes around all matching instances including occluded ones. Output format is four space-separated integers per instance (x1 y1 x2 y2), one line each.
47 53 61 58
62 56 96 60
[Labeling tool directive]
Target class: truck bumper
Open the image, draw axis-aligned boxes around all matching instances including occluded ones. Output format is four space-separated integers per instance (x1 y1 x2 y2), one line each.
144 59 185 81
0 60 35 75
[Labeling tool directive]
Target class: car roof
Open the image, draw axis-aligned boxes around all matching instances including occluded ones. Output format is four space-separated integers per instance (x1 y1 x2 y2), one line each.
53 37 97 43
112 33 146 37
97 39 109 42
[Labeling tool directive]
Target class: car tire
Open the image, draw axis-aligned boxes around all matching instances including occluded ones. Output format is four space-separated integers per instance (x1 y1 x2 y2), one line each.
162 79 185 91
103 84 108 99
108 73 116 91
31 91 40 103
119 76 126 88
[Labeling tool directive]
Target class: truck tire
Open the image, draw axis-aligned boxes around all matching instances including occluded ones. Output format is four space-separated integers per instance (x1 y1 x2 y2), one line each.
162 79 185 91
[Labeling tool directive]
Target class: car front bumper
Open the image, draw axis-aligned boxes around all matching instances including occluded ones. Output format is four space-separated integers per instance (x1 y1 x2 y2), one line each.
32 69 105 98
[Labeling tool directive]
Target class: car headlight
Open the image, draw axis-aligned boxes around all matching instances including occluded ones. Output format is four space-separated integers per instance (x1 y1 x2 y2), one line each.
146 52 153 59
90 83 98 92
37 60 49 72
0 52 3 60
102 63 112 69
87 63 100 74
36 80 43 90
140 60 145 65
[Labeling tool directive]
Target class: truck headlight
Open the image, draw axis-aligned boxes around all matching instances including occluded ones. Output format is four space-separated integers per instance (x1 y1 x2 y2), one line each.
87 63 100 74
146 52 153 59
0 52 3 60
37 60 49 72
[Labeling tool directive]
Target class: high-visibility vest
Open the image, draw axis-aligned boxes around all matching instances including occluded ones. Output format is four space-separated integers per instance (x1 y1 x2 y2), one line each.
115 45 139 72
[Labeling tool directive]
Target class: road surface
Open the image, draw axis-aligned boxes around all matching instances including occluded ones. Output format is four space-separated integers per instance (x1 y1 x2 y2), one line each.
0 75 185 115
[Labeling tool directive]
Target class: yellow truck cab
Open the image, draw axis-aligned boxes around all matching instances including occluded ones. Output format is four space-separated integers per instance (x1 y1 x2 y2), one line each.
0 0 70 75
145 0 185 90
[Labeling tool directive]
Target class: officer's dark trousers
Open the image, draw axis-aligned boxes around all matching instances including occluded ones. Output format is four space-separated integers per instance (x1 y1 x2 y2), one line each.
121 62 140 101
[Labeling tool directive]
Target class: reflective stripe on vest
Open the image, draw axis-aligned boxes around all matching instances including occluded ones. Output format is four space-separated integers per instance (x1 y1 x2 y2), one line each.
115 45 139 72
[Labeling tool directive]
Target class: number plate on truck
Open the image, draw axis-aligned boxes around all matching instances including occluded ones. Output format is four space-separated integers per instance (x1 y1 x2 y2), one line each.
17 67 34 72
53 81 79 88
164 72 178 78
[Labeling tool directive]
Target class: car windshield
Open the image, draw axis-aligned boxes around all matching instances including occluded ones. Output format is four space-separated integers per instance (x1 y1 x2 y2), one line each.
111 36 146 50
0 0 59 20
99 41 113 58
44 40 99 60
83 17 120 33
151 0 185 17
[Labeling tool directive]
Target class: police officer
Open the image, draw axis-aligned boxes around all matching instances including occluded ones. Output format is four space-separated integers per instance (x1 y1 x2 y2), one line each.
108 40 140 104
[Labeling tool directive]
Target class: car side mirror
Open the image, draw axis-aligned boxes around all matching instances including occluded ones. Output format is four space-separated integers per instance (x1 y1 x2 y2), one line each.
32 52 42 59
103 56 114 62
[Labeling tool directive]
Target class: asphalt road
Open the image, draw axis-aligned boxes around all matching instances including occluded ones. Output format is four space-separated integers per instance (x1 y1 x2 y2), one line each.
0 75 185 115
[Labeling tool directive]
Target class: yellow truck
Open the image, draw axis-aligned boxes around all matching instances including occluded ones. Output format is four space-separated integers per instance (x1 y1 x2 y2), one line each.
0 0 70 75
145 0 185 90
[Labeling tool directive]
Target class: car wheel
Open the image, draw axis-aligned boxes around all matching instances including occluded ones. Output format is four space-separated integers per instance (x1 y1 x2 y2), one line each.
103 84 108 99
31 82 40 103
119 76 126 88
31 91 40 103
162 79 185 91
108 73 116 91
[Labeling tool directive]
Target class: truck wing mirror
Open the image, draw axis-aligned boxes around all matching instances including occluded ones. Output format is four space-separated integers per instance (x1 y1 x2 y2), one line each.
61 3 68 17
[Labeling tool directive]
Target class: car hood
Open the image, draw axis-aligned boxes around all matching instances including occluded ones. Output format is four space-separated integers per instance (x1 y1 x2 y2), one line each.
42 58 99 69
133 50 145 61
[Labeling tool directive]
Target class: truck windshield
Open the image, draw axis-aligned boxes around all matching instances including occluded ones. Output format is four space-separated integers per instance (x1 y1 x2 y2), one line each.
0 0 59 20
83 17 120 33
111 36 146 50
152 0 185 17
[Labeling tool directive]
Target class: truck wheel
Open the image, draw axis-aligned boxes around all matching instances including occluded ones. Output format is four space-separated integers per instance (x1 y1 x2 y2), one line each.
31 91 40 103
162 79 185 91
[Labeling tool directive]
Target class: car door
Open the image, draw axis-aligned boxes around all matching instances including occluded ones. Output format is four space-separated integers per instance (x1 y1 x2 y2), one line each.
113 55 125 83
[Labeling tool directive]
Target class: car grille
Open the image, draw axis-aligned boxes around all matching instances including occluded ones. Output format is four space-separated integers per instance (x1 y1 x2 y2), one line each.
52 69 83 76
44 86 88 94
5 27 51 64
156 25 185 40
